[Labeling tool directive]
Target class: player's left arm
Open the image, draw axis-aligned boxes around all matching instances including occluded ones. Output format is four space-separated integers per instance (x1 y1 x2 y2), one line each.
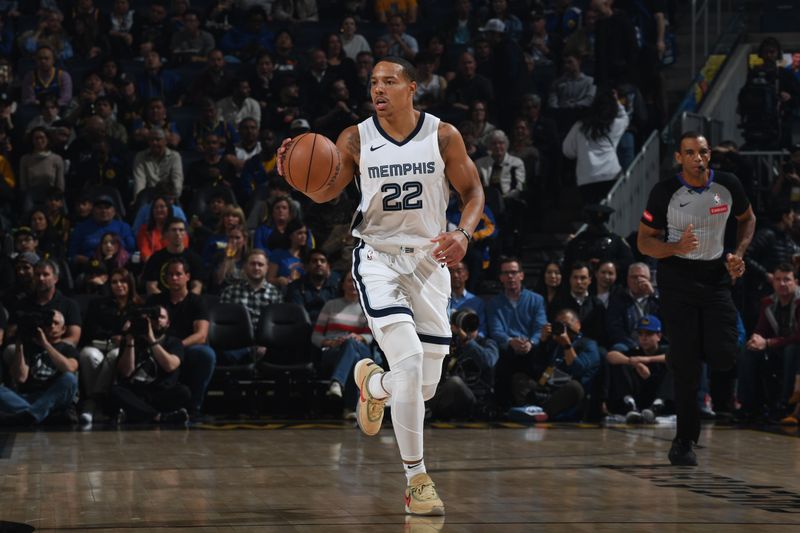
432 121 485 267
727 205 756 280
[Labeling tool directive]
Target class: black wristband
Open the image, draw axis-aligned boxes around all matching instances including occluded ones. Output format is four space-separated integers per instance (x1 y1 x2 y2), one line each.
455 227 471 243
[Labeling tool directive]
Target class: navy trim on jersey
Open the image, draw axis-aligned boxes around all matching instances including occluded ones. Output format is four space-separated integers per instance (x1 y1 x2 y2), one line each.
371 112 426 146
417 333 451 345
352 240 414 319
351 210 364 232
677 169 715 192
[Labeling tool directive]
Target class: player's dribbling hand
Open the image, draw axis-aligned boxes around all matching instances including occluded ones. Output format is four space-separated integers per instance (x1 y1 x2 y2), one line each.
675 224 699 254
725 252 745 281
275 137 293 177
431 230 469 268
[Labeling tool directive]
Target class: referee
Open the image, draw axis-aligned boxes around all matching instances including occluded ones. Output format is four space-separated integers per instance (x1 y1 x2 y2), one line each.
638 131 755 466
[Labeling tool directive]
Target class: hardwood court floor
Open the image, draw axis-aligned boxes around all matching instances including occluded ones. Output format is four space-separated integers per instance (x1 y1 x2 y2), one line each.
0 423 799 532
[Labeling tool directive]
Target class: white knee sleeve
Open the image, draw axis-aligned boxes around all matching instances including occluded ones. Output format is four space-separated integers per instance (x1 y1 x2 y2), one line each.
421 353 445 401
375 321 423 366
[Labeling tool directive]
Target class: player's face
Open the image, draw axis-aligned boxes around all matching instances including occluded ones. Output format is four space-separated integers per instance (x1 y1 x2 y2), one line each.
675 136 711 179
370 62 415 116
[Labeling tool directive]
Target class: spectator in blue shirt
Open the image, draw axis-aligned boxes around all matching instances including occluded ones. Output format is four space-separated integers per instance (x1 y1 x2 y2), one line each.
136 51 182 106
487 256 547 408
67 195 135 267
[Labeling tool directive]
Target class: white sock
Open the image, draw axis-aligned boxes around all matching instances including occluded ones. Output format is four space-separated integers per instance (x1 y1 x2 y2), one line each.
404 459 426 483
368 371 390 399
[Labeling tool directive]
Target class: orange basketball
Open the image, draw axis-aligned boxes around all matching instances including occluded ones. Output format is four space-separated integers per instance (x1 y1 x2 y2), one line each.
283 133 341 194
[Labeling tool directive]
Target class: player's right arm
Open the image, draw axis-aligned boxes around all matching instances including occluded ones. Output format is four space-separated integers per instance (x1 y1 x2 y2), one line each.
637 223 698 258
275 126 358 204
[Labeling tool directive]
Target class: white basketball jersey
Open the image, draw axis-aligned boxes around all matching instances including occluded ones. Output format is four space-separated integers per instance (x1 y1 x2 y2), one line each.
351 112 448 248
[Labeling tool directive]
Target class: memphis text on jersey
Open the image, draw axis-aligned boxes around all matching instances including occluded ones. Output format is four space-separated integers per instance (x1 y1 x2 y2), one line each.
367 161 436 179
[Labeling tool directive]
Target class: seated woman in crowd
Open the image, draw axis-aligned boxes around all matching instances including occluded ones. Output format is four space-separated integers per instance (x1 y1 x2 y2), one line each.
201 204 246 266
253 194 313 254
312 270 375 420
94 232 130 274
210 224 248 292
79 267 144 424
136 195 188 262
19 127 65 191
534 260 563 310
267 218 308 290
28 207 64 258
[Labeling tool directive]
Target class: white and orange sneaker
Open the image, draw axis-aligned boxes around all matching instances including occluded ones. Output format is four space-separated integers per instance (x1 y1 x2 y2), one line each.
404 473 445 516
354 358 386 436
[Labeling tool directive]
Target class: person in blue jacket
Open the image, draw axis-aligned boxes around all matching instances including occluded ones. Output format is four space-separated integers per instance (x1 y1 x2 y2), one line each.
67 194 134 268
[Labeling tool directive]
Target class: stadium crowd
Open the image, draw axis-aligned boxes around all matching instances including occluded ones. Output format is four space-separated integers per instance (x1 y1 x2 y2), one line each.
0 0 799 427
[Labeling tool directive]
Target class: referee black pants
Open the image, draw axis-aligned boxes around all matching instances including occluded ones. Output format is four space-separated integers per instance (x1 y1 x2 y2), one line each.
660 285 739 443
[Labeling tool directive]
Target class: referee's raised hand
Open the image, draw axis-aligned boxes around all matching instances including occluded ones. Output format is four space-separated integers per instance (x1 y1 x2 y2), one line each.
675 224 699 255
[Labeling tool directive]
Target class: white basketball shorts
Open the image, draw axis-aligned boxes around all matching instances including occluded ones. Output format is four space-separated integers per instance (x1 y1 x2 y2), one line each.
352 240 452 355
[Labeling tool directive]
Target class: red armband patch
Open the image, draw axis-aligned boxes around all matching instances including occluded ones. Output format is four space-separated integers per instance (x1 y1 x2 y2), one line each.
642 210 653 222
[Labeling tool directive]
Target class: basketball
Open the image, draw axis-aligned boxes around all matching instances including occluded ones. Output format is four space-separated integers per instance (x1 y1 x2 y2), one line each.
283 133 341 194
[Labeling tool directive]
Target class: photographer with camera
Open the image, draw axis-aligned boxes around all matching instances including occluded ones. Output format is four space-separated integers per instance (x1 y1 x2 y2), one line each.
0 310 80 426
3 260 81 370
428 308 499 420
527 308 601 420
110 305 191 425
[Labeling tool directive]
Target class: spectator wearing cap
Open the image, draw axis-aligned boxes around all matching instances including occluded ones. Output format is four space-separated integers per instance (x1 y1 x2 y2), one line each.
1 252 39 318
21 45 73 107
19 127 65 191
547 53 596 109
133 127 184 198
81 258 109 295
605 314 671 419
216 79 261 130
487 0 523 42
67 194 135 267
606 262 660 352
380 14 418 60
13 226 39 257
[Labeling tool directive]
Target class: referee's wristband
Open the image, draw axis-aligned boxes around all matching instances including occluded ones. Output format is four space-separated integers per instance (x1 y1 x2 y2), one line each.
455 227 472 243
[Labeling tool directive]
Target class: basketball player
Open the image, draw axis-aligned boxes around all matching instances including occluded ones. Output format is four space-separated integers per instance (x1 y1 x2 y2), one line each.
638 131 755 466
277 57 484 515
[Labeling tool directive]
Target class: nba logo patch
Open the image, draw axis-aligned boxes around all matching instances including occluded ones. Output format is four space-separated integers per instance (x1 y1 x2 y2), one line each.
366 249 374 261
713 193 721 205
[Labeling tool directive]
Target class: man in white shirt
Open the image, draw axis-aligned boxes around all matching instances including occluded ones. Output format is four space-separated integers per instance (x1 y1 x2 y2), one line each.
133 128 184 197
216 79 261 129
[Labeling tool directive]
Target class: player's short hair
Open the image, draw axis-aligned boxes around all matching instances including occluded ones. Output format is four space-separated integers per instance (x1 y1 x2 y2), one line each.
377 56 417 83
775 263 795 276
